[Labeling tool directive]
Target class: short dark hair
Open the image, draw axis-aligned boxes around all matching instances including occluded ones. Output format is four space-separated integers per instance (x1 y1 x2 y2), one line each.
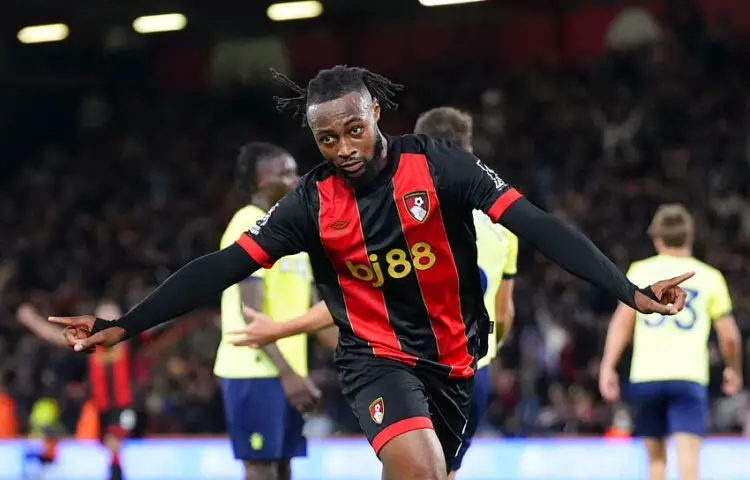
271 65 403 125
414 107 473 149
235 142 290 203
648 203 695 247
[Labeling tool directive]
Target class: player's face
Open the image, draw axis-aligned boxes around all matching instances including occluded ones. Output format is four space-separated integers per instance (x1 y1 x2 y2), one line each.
306 91 384 186
257 154 299 203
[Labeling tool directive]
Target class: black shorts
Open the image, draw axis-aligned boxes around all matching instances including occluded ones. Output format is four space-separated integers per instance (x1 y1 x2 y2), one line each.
340 357 473 472
99 407 138 439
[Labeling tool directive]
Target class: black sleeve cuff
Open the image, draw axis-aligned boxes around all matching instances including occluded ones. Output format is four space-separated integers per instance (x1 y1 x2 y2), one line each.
638 286 659 302
91 318 114 335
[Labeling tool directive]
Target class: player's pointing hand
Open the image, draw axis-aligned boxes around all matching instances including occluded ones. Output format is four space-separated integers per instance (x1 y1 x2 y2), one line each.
633 272 695 315
48 315 125 352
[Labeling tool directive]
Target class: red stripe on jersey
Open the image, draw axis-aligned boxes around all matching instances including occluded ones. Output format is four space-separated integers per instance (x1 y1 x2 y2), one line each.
236 233 275 268
89 351 109 410
317 175 417 366
113 343 132 407
393 153 473 378
487 188 522 222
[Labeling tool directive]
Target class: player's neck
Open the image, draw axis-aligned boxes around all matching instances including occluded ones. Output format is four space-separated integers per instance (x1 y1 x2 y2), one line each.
657 247 692 258
375 132 388 172
251 194 274 212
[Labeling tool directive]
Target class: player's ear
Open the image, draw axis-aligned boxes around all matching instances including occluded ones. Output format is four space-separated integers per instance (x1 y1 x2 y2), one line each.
373 101 381 122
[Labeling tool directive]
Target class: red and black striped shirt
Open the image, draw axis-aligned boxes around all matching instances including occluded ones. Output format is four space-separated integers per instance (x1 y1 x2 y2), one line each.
89 340 136 411
237 134 520 380
89 328 155 411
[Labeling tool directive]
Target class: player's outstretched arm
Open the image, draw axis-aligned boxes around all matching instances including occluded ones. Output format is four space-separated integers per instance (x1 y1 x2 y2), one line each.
49 243 261 351
230 301 334 348
426 137 691 315
498 198 693 314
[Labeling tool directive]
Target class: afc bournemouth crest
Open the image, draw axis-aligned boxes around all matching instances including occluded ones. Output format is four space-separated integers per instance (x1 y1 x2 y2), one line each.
369 397 385 424
403 191 429 223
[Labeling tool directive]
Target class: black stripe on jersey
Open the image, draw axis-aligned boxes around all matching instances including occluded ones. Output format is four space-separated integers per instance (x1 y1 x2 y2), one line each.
354 184 440 364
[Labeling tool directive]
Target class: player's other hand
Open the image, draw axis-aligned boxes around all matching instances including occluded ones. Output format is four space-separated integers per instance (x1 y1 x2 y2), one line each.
598 365 620 402
48 315 125 352
280 372 322 415
228 306 284 348
722 367 742 396
634 272 695 315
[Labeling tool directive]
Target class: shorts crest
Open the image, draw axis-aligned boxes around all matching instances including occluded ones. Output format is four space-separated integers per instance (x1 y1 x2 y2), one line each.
369 397 385 424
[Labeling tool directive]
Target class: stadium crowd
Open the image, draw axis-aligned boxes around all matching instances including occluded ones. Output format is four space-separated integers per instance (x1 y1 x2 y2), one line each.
1 3 749 441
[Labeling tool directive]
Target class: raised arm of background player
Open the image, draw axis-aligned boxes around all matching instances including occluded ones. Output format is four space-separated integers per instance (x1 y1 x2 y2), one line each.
50 145 691 349
17 303 70 348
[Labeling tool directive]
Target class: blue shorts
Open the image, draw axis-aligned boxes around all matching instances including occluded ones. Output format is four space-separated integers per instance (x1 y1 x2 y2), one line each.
220 378 307 461
626 380 708 438
454 365 492 470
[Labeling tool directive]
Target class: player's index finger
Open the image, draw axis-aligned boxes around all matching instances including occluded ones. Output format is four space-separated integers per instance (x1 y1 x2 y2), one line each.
48 316 74 326
668 271 695 286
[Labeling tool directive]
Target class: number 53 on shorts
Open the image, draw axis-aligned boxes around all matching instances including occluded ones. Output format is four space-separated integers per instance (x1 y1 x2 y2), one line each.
346 242 437 287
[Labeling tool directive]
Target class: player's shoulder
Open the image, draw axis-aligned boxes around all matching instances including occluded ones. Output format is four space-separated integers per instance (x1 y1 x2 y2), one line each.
686 257 726 282
629 255 726 283
626 255 658 279
389 133 428 153
296 162 336 192
391 133 466 163
221 205 265 247
627 255 652 271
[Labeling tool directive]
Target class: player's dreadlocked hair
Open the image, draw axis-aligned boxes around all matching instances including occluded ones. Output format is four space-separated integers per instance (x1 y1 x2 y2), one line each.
270 65 404 126
235 142 290 204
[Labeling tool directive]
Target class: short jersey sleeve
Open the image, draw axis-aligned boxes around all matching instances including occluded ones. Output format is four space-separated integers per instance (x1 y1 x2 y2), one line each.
235 187 312 269
503 230 518 278
708 271 733 321
426 137 522 221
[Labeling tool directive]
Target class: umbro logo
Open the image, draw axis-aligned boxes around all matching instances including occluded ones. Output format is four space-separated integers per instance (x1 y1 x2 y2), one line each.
329 220 351 230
